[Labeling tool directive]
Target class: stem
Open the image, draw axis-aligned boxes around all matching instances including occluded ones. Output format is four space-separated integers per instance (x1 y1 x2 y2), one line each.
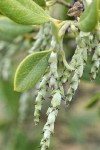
57 0 72 7
51 20 74 70
61 50 74 70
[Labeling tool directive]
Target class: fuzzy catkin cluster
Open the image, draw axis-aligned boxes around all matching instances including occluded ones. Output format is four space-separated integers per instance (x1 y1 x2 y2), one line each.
34 72 50 125
33 51 63 149
29 22 52 53
65 32 90 103
33 22 100 150
40 90 61 150
59 30 99 105
40 52 63 150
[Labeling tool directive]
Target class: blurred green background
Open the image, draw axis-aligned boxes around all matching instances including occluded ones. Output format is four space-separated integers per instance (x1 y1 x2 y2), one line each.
0 1 100 150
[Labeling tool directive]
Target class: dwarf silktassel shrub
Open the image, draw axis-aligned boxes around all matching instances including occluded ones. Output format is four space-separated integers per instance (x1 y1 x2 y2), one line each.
0 0 99 149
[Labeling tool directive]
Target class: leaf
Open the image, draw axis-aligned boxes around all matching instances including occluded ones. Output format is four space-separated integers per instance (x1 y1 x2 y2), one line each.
0 0 50 25
14 50 51 92
79 0 99 32
33 0 46 7
0 17 33 40
85 93 100 109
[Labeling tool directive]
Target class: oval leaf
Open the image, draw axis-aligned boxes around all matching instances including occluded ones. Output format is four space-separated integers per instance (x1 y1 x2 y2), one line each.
0 0 50 25
79 0 99 32
14 50 51 92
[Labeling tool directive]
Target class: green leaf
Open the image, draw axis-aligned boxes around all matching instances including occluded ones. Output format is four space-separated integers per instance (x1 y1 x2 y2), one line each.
0 17 33 40
14 50 51 92
79 0 99 32
33 0 46 7
0 0 50 25
85 93 100 109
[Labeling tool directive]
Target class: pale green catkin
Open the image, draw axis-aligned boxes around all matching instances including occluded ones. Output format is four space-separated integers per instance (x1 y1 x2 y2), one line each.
91 43 100 80
34 52 58 125
65 54 84 103
61 26 92 84
49 52 58 90
40 51 62 149
40 90 62 150
90 30 100 80
65 32 91 103
34 73 50 125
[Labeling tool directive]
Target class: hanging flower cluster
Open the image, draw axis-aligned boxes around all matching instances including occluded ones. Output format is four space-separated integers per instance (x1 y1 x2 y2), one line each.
33 21 100 149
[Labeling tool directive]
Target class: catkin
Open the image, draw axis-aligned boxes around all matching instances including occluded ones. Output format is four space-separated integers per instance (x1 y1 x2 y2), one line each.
40 51 62 149
65 32 90 103
40 90 62 150
34 73 50 125
91 43 100 79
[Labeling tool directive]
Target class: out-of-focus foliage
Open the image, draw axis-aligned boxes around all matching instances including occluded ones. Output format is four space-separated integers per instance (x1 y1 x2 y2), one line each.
85 93 100 109
0 17 33 41
0 16 36 150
